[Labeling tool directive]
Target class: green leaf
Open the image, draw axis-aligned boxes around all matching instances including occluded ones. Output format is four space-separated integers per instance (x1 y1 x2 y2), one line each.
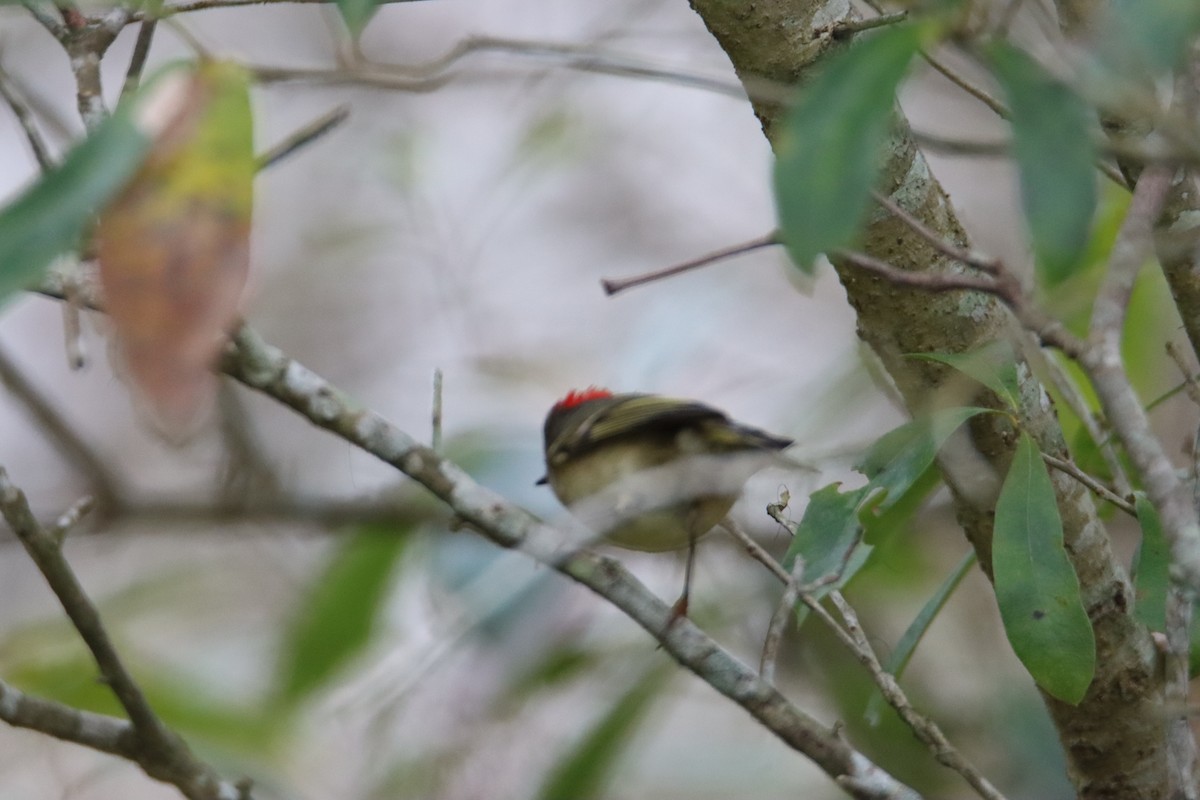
994 432 1095 704
865 550 977 725
0 107 151 304
1131 493 1169 631
907 341 1020 410
989 44 1097 285
783 484 874 608
861 459 943 544
277 523 410 705
856 406 991 514
773 24 924 272
336 0 380 37
7 650 278 755
535 664 673 800
1105 0 1200 74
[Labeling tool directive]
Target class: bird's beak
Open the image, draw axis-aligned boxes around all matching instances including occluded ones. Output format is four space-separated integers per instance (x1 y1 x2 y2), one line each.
535 475 548 486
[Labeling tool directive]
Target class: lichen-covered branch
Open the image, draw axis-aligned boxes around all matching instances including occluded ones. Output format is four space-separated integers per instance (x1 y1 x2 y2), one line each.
684 0 1164 795
218 325 921 799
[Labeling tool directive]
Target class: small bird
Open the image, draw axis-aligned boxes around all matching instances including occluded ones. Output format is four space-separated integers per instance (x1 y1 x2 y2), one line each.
540 387 794 618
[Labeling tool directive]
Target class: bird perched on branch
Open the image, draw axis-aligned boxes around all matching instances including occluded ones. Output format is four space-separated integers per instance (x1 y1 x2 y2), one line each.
540 387 795 619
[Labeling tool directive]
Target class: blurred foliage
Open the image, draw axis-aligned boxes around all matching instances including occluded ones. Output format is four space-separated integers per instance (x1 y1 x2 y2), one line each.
276 522 411 707
535 662 675 800
774 24 923 272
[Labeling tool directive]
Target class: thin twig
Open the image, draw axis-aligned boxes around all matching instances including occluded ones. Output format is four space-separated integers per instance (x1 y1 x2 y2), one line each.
61 272 87 369
148 0 419 16
828 592 1008 800
921 51 1007 118
1024 341 1133 497
0 679 139 758
0 343 122 508
833 249 1000 294
871 190 1000 274
0 66 54 171
107 495 436 529
1042 453 1136 517
722 519 790 583
120 19 158 102
20 0 66 37
252 35 793 105
761 555 805 683
216 383 282 503
256 105 350 170
0 471 245 800
431 367 444 452
601 231 780 295
825 11 908 39
993 0 1029 37
1167 341 1200 407
910 130 1009 158
723 520 1007 800
48 494 94 544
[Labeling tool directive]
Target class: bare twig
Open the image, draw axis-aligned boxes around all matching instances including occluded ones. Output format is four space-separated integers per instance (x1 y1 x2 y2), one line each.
109 494 436 529
216 383 282 503
1042 453 1136 517
921 51 1007 118
257 105 350 170
431 367 444 452
761 555 806 683
20 0 66 37
722 519 790 583
1167 341 1200 407
828 592 1008 800
0 343 122 508
871 190 1000 274
721 521 1005 800
0 679 139 759
48 493 94 544
0 66 54 171
61 273 87 370
825 11 908 39
120 19 158 102
909 130 1009 158
147 0 419 16
0 470 247 800
1024 342 1133 497
601 231 780 295
252 35 793 104
833 249 1000 294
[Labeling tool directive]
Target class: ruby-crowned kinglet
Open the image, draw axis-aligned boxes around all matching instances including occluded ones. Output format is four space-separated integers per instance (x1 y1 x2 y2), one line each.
539 387 794 616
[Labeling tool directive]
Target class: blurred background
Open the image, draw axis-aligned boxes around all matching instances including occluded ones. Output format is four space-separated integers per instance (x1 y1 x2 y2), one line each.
0 0 1178 797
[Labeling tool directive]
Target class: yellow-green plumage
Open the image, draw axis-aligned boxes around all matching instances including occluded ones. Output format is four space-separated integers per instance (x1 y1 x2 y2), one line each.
542 391 793 552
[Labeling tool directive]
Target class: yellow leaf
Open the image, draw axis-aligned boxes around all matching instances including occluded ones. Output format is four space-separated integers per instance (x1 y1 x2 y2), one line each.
96 62 254 435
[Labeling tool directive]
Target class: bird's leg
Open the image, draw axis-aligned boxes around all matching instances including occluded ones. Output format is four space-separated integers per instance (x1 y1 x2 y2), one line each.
668 532 697 625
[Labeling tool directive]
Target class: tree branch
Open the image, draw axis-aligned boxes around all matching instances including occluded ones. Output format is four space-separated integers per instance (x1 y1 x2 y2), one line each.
216 324 918 798
0 472 248 800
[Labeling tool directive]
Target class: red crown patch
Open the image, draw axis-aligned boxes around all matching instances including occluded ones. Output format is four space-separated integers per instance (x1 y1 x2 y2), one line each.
554 386 612 410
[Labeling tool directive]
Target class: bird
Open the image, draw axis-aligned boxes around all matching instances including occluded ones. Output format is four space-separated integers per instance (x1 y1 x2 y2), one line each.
540 387 794 619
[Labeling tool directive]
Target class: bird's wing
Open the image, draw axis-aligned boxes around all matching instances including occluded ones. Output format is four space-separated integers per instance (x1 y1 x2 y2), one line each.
581 394 727 446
